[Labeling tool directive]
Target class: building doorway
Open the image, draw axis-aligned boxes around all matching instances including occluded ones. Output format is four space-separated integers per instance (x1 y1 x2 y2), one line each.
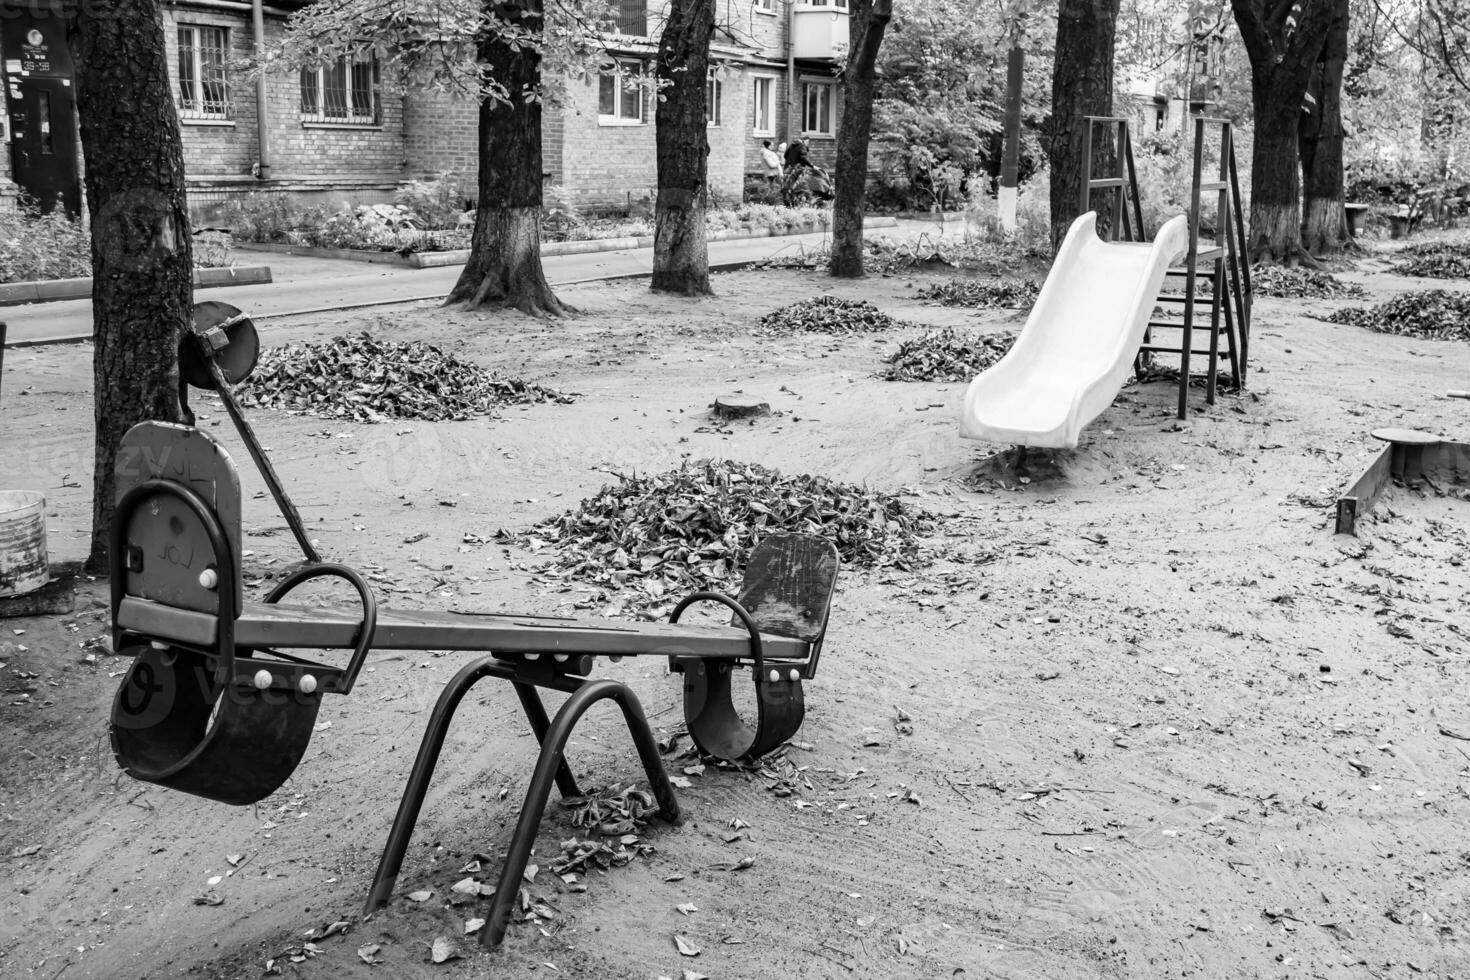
3 3 81 215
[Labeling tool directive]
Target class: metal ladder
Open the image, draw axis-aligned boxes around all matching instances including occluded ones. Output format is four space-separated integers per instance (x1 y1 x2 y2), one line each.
1136 117 1253 419
1079 115 1253 419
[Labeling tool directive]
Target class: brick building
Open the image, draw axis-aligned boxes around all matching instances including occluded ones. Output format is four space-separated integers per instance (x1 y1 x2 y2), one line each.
0 0 847 217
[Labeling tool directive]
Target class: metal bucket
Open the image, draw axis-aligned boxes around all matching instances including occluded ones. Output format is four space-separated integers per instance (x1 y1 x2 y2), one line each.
0 491 49 597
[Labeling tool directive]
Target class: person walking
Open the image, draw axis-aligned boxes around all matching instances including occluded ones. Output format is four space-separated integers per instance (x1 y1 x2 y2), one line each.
760 140 783 184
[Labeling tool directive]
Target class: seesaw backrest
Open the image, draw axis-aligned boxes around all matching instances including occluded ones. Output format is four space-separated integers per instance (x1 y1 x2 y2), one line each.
734 533 839 644
113 422 244 615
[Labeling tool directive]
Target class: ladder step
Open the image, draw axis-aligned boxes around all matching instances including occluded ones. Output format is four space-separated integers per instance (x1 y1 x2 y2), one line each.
1155 295 1216 304
1146 321 1228 332
1087 177 1128 189
1137 345 1231 357
1198 180 1229 192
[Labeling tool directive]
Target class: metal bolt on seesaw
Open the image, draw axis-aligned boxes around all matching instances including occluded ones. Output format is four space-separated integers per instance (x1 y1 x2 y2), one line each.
107 304 840 947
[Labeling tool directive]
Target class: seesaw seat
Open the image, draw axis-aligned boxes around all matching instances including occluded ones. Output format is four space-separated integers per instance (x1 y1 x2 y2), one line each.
109 417 838 945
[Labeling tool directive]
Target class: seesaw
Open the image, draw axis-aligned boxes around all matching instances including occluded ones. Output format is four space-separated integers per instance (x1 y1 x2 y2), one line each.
108 303 839 946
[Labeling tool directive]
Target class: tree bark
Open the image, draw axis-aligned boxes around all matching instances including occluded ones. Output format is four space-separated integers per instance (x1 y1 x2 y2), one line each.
71 0 192 570
1299 0 1350 255
1048 0 1122 252
652 0 715 296
1231 0 1335 264
448 0 566 316
828 0 892 278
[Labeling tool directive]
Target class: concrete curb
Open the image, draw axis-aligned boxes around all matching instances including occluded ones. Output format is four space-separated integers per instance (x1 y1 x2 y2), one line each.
232 216 900 270
0 265 274 308
3 257 773 349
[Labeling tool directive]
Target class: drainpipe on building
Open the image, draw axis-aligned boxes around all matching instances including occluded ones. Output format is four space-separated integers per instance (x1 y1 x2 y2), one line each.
252 0 271 179
786 0 798 144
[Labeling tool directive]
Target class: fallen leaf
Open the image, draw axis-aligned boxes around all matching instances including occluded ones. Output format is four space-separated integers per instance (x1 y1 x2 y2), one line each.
193 890 224 906
451 877 480 895
431 936 460 964
676 903 699 916
675 934 702 956
464 918 485 934
356 943 381 965
408 890 433 903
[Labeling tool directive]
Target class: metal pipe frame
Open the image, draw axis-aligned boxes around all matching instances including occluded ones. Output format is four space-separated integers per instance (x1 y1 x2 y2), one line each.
364 657 681 949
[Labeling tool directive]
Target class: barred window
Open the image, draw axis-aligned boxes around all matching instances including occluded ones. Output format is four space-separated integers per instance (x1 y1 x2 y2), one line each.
300 53 379 125
177 25 231 120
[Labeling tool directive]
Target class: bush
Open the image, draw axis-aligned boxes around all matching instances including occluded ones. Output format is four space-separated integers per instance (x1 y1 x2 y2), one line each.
744 175 782 206
216 192 315 244
962 170 1052 262
394 172 474 229
0 203 91 283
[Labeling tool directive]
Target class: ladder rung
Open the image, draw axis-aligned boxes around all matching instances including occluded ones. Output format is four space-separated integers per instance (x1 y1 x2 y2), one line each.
1138 345 1231 357
1087 178 1128 189
1146 321 1228 332
1199 181 1229 192
1156 295 1216 304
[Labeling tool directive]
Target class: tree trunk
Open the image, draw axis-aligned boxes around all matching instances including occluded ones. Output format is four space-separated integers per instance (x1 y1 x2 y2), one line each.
71 0 192 570
828 0 892 278
652 0 715 296
448 0 566 316
1231 0 1334 264
1048 0 1122 252
1299 0 1349 255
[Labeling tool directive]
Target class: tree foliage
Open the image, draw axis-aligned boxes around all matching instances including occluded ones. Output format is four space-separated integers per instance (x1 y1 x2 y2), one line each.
271 0 609 103
870 0 1051 210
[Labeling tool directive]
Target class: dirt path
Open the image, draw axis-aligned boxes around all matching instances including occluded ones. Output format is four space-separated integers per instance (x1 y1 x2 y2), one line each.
1 253 1467 980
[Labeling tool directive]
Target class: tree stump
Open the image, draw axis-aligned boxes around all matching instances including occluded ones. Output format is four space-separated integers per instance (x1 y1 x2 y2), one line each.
713 395 771 419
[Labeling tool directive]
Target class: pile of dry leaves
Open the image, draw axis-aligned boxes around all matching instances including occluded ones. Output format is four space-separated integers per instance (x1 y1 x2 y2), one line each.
515 458 931 613
881 328 1015 382
236 333 574 422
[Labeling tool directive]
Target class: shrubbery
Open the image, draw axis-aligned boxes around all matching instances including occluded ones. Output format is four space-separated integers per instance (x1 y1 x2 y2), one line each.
0 203 90 283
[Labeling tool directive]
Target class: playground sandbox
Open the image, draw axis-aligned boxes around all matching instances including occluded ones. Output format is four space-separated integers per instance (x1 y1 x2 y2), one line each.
1 257 1468 979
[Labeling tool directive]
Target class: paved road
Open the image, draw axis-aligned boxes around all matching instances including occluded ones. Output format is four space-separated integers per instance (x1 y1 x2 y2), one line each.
2 225 940 347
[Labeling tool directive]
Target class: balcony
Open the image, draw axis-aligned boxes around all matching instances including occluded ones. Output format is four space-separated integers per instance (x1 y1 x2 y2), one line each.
792 4 848 61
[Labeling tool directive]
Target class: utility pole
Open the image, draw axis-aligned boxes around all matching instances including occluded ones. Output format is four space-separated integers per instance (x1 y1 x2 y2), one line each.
997 2 1028 231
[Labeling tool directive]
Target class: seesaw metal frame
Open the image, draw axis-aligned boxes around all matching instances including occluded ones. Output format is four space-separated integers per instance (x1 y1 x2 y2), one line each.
107 303 839 947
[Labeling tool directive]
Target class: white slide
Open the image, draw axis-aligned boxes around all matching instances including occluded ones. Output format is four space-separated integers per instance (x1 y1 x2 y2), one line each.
959 212 1190 449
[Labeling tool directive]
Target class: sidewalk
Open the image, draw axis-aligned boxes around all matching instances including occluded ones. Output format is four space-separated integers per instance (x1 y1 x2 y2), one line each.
2 218 971 347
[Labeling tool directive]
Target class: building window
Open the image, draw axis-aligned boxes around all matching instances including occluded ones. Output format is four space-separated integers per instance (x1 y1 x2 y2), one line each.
801 81 834 136
751 74 775 135
802 0 849 7
177 25 231 120
706 71 722 127
300 53 379 125
598 60 646 125
609 0 647 36
754 0 775 11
